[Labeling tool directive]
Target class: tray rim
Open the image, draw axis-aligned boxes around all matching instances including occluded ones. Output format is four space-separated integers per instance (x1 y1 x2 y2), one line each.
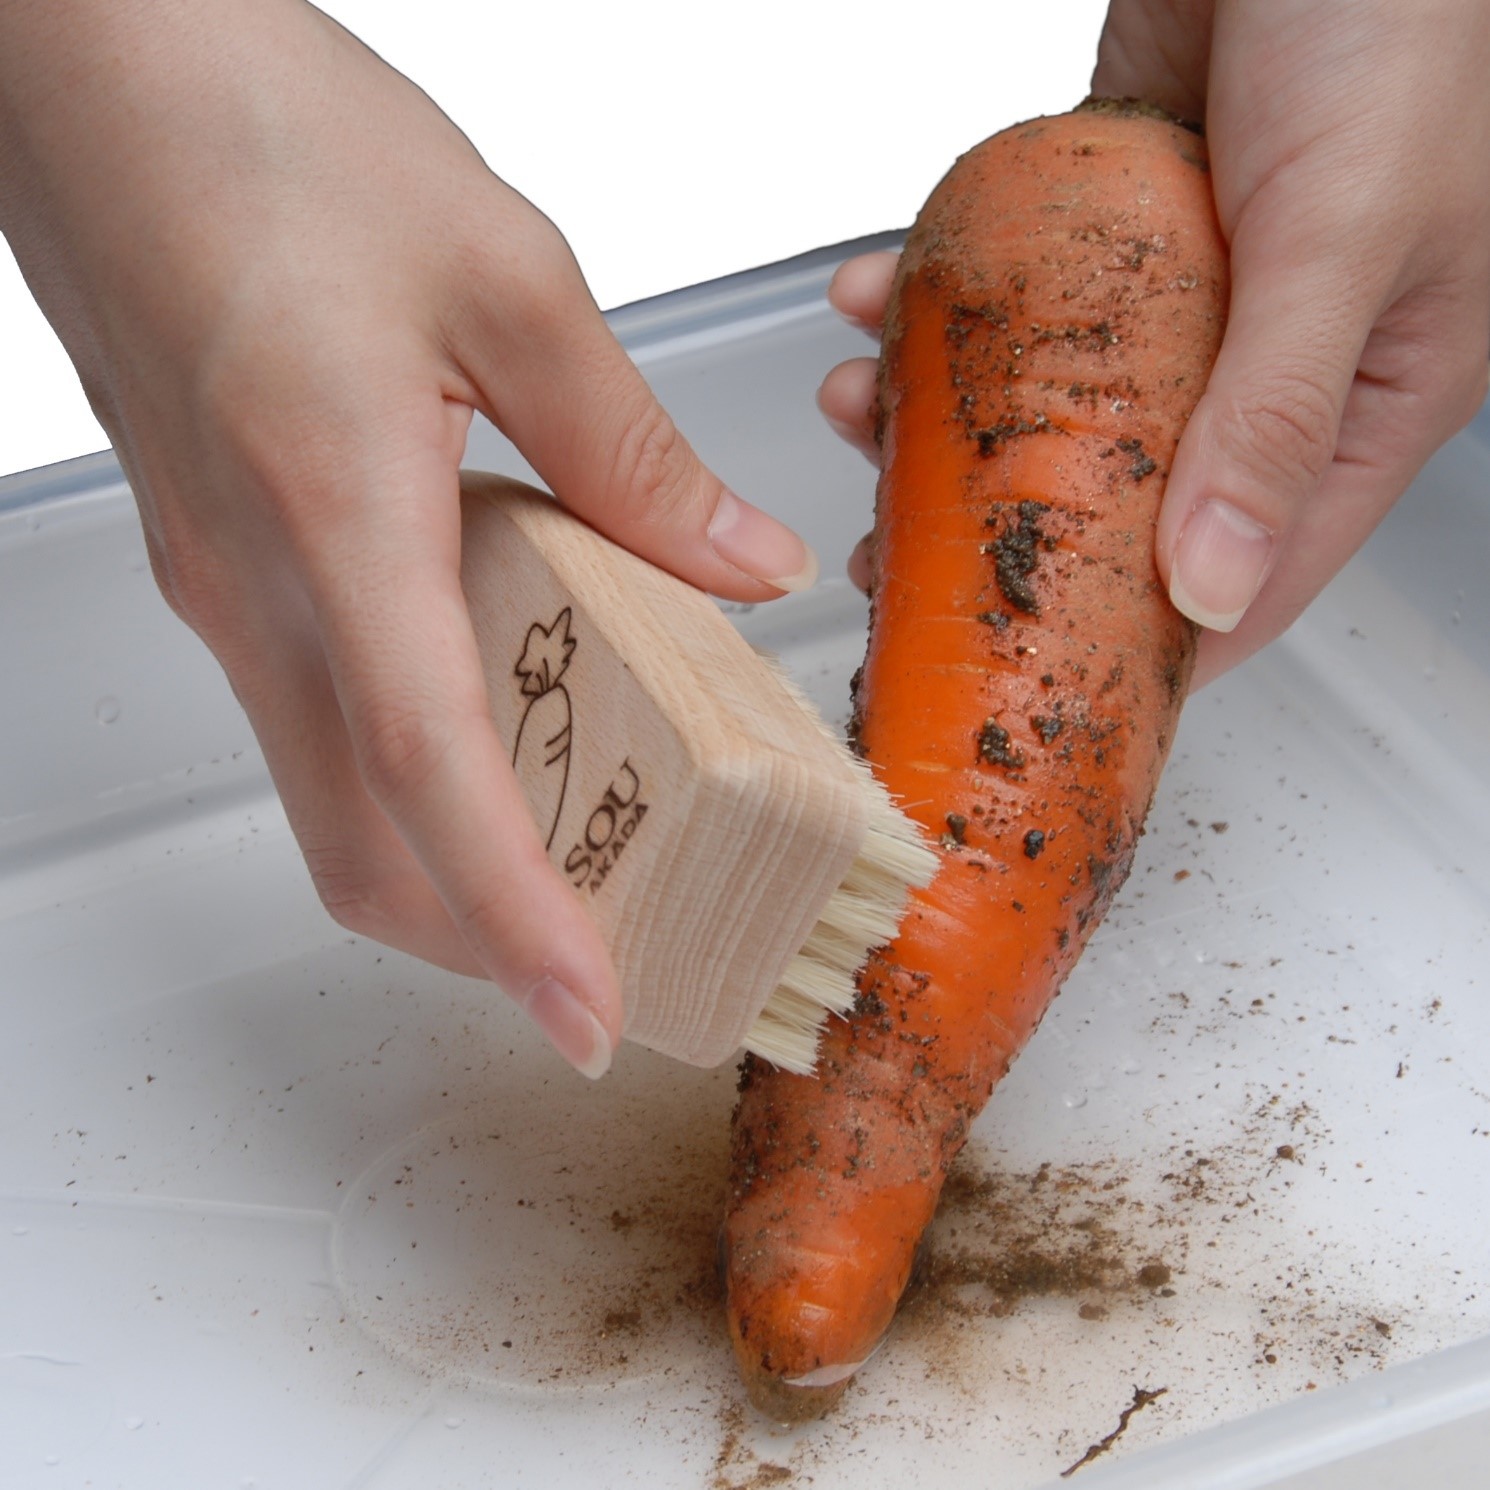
0 230 906 514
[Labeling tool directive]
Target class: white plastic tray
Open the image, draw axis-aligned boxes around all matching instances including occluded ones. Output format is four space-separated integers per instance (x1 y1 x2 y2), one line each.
3 239 1490 1489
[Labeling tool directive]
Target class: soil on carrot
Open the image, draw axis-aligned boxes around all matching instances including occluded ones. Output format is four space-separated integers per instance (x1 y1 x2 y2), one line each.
984 499 1053 615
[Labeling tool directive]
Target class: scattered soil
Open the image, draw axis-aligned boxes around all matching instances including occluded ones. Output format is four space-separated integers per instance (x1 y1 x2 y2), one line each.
710 1401 797 1489
897 1158 1161 1332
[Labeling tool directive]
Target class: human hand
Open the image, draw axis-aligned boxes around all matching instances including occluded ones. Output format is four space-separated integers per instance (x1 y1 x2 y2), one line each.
0 0 815 1077
819 0 1490 689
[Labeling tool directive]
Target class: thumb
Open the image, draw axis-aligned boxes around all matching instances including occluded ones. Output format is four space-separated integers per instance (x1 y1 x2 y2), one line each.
457 232 817 601
1157 244 1375 633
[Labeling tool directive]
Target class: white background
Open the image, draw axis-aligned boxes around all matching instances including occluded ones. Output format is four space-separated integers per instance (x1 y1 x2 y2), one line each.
0 0 1108 479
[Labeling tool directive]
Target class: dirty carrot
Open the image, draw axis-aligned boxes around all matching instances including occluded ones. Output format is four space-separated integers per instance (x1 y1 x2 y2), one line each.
723 99 1229 1422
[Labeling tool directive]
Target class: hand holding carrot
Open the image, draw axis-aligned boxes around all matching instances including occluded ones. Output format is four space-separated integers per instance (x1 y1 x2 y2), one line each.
0 0 814 1078
822 0 1490 689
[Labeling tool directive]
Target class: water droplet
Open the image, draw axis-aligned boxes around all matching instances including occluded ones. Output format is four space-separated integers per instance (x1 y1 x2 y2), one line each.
124 1416 144 1431
10 1225 28 1237
1451 610 1462 626
95 696 121 725
1061 1091 1088 1110
1120 1057 1142 1075
43 1454 60 1467
1193 949 1214 966
444 1416 463 1430
1423 667 1438 683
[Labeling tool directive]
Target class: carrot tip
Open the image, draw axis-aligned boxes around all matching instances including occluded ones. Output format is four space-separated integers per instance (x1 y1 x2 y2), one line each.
740 1369 853 1426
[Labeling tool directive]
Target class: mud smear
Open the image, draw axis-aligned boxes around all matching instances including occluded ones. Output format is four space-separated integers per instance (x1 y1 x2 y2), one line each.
1061 1385 1168 1477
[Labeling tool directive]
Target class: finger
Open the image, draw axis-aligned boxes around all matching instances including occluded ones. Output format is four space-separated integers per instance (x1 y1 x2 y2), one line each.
1191 322 1490 687
827 251 899 337
1190 426 1437 688
456 225 816 601
306 453 623 1078
847 533 872 594
1089 0 1212 125
1156 237 1384 634
229 634 489 980
817 357 881 466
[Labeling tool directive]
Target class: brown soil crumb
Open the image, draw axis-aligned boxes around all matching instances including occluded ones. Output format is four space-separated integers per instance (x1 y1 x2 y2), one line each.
978 716 1027 771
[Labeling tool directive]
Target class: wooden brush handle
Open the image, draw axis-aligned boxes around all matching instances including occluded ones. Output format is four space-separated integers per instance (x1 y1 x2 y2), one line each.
458 471 868 1067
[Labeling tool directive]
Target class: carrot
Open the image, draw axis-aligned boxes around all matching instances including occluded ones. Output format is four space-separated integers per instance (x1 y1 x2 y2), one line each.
722 99 1229 1422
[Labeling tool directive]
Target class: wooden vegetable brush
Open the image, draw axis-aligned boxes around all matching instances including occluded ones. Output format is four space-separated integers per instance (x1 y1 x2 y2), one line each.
457 470 936 1074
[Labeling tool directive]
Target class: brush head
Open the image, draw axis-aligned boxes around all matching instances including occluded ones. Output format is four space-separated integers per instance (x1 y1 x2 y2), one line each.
740 664 938 1076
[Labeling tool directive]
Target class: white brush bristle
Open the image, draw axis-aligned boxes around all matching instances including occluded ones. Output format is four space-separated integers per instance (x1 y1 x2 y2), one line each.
738 657 938 1076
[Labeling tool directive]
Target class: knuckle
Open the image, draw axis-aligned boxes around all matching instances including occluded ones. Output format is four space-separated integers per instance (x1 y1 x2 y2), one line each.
605 403 698 526
1219 372 1341 496
355 703 455 814
459 211 584 340
1444 350 1490 434
448 866 558 988
146 528 232 637
141 534 191 623
303 845 388 939
450 882 514 962
129 485 226 635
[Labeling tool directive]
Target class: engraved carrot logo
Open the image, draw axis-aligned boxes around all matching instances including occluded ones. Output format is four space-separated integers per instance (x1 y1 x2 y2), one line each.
512 608 575 850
